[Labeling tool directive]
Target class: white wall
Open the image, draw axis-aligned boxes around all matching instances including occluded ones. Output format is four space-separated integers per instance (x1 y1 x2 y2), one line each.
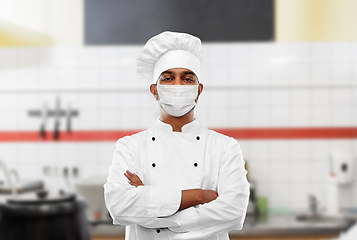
0 42 357 212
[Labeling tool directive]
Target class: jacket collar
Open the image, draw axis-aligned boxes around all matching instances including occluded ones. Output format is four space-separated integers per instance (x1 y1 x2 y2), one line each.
156 119 201 135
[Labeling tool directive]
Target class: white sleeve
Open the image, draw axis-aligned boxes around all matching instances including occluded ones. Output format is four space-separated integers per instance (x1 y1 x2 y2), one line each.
166 139 250 239
104 137 182 229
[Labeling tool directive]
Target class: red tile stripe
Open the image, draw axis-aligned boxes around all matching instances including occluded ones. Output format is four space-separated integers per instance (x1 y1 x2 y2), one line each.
0 127 357 142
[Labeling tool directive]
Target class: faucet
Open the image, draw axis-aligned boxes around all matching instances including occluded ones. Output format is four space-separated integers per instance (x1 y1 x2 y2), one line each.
0 160 17 197
309 195 318 216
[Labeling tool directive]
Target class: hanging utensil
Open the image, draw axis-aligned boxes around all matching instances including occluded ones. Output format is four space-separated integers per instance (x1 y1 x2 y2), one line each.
53 97 60 140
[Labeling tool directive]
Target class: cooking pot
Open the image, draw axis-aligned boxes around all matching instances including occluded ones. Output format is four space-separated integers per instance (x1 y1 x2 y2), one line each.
0 191 90 240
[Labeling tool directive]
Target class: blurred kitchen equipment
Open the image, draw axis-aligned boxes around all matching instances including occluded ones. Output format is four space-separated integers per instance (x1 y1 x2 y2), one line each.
330 150 355 185
256 196 268 216
244 160 257 219
39 101 47 138
53 97 61 140
75 176 111 224
0 191 90 240
0 160 44 195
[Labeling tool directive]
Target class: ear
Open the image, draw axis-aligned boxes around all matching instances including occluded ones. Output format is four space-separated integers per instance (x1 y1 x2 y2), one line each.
150 84 158 100
195 83 204 102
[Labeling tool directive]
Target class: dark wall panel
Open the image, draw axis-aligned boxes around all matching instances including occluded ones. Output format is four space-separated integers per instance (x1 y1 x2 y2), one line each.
85 0 274 45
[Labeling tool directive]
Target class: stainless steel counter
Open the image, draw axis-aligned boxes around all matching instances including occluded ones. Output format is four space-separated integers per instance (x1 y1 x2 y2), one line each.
90 213 356 237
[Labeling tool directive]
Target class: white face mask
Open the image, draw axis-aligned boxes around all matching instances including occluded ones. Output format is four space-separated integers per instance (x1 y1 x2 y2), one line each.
156 82 199 117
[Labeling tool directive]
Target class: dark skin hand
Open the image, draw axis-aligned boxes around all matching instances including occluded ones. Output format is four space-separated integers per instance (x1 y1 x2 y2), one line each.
124 170 218 211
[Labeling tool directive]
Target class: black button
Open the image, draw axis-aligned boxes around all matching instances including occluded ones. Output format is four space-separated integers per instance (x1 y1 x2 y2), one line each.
196 136 200 140
194 163 198 167
152 137 155 141
152 163 156 167
156 229 160 233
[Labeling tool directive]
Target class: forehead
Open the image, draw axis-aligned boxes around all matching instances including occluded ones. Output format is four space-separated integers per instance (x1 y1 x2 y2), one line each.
160 68 196 75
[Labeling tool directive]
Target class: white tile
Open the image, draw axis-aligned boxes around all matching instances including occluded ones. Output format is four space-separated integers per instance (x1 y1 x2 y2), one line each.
0 69 19 89
228 106 250 127
270 107 290 127
38 143 57 165
119 109 140 129
98 47 121 67
290 64 310 85
53 48 79 67
38 48 53 67
0 143 18 163
228 43 249 64
118 46 141 66
268 182 290 208
290 43 310 63
98 143 116 164
79 163 99 178
331 107 353 126
270 43 290 61
204 43 229 65
98 66 119 89
310 43 332 63
270 141 291 161
58 67 79 89
208 89 229 108
0 111 19 130
311 89 331 106
37 67 58 90
229 63 250 85
229 90 250 107
250 89 270 107
270 161 290 182
18 48 38 67
310 161 329 182
291 89 310 107
78 143 98 164
118 92 140 110
207 107 229 127
249 43 271 63
270 89 290 107
78 67 99 89
290 107 311 127
311 106 332 126
98 110 120 129
269 63 290 85
138 109 159 129
250 107 269 127
118 65 139 88
248 141 270 161
17 164 40 180
310 64 332 85
290 182 310 210
99 92 119 110
249 64 270 86
331 42 352 63
290 162 310 182
255 181 270 198
18 68 38 89
0 49 19 68
206 64 229 86
331 64 352 85
79 93 99 110
17 143 38 164
248 162 270 182
77 110 99 130
0 93 18 110
310 140 331 162
78 47 99 67
290 141 310 162
58 143 78 165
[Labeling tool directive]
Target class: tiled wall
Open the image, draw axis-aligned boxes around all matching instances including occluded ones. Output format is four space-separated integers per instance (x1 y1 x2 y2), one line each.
0 42 356 212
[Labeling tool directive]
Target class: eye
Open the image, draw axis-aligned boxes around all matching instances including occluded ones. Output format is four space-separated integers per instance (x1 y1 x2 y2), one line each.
183 78 194 82
162 77 172 81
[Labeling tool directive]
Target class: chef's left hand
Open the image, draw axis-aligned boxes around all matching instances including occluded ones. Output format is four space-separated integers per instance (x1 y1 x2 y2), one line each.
124 170 144 187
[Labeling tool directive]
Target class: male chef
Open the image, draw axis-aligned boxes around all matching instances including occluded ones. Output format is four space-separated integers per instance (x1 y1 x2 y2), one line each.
104 31 250 240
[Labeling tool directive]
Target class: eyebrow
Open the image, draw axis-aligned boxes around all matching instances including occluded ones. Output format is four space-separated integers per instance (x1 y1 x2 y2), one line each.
160 70 196 76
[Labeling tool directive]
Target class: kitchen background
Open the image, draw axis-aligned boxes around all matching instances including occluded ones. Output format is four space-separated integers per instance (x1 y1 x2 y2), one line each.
1 0 357 239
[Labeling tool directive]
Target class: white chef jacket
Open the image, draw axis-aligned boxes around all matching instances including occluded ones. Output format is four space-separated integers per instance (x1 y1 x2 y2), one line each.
104 119 250 240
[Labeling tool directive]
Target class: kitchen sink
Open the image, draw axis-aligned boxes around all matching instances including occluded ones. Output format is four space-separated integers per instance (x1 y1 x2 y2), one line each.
296 214 354 224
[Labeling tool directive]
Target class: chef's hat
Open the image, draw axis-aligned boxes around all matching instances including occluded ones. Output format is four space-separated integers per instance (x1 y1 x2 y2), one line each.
137 31 203 85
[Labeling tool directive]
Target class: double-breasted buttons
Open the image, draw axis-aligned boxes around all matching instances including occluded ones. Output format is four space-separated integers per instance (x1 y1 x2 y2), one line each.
196 136 200 140
194 162 198 167
156 229 161 233
152 137 155 141
152 163 156 167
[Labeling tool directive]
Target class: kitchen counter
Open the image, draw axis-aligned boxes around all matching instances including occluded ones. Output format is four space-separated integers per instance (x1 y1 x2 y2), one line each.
90 213 356 238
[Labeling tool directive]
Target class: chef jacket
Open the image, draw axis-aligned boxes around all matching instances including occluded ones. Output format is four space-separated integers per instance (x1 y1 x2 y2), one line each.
104 119 250 240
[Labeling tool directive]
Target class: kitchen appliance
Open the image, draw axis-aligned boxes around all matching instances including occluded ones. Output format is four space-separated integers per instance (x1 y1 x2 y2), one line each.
0 191 90 240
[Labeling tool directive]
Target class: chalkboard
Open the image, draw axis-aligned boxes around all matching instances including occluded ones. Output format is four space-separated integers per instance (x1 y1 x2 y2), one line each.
84 0 274 45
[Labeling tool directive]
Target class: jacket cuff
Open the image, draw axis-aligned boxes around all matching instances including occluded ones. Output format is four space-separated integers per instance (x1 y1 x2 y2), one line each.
167 207 200 233
146 186 181 217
